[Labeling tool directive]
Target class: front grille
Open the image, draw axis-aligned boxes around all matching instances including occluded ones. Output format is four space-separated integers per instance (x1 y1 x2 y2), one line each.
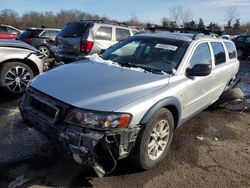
27 87 71 124
30 96 58 119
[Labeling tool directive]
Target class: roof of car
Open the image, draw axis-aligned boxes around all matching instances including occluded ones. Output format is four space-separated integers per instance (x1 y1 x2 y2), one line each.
25 27 59 31
136 32 222 42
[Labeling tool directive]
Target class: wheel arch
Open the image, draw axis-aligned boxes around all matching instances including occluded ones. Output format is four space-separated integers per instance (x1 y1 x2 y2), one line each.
140 97 181 129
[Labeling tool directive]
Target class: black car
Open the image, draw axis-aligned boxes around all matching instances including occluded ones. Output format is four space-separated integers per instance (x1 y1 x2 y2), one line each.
17 28 60 58
233 35 250 59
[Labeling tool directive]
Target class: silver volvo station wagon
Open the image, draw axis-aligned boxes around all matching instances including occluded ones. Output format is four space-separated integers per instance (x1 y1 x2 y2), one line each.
19 32 239 177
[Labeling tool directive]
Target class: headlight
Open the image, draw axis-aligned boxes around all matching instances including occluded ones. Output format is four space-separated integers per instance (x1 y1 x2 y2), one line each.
66 109 132 129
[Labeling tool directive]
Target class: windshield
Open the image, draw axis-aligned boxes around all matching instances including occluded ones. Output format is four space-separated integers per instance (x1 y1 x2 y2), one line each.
101 36 189 74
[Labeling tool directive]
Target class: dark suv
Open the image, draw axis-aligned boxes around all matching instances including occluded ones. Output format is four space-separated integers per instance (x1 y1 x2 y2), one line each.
55 20 137 63
233 35 250 59
17 28 60 58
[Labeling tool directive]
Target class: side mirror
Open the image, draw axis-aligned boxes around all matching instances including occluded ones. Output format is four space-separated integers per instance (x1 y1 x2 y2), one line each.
99 49 105 55
186 64 212 77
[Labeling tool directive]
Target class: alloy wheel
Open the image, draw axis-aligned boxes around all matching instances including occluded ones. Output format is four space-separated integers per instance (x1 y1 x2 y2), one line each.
39 46 49 57
4 66 32 93
147 119 170 161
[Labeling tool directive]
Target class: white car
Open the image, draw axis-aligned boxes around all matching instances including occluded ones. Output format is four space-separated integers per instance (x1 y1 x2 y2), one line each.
0 40 44 94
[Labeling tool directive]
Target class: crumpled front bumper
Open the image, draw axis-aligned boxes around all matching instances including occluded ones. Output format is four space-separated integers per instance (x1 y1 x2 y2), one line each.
19 90 140 177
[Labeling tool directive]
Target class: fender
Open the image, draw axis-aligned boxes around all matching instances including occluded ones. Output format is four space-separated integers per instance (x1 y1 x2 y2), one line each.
140 97 182 128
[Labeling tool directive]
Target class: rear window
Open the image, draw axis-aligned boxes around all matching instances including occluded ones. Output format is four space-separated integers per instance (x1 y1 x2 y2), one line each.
115 28 130 41
211 42 226 65
58 22 89 37
20 29 42 38
224 42 236 59
95 26 112 40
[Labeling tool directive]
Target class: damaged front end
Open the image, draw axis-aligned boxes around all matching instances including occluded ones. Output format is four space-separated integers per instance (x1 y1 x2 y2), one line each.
19 87 140 177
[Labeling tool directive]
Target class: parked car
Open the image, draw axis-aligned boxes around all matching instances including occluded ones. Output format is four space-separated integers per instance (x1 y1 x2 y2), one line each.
0 24 21 39
0 40 44 94
20 33 239 177
16 28 60 58
220 34 232 40
233 35 250 59
55 20 138 63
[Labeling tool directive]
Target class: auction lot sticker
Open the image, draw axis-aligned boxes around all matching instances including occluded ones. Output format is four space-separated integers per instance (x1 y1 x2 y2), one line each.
155 44 178 51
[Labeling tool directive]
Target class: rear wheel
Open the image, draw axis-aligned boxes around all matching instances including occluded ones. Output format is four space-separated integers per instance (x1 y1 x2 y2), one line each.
131 108 174 169
0 62 34 95
38 45 50 58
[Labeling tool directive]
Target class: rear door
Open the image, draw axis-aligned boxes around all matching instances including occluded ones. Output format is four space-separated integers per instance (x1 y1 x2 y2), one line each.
56 22 91 55
209 42 231 99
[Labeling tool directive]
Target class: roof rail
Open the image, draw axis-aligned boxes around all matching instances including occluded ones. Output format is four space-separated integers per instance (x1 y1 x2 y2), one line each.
80 19 127 26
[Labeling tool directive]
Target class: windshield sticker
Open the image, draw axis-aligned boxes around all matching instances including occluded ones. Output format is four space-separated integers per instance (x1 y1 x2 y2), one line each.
155 44 178 51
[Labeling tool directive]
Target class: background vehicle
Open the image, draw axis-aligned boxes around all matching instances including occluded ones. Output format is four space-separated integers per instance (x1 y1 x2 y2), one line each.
55 20 138 62
0 40 44 94
0 24 21 39
20 33 239 177
233 35 250 59
16 28 60 58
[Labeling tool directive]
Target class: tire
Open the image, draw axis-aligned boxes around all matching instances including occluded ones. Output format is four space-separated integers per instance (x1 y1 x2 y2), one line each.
130 108 174 170
219 87 244 104
0 62 34 95
38 45 50 58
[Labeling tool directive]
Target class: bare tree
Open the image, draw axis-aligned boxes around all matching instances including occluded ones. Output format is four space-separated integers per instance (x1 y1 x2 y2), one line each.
169 6 192 27
169 6 183 26
225 7 239 28
181 9 192 27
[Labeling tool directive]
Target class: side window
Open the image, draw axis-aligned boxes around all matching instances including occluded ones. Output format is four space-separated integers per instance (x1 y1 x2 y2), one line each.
245 37 250 44
95 26 112 40
224 42 237 59
211 42 226 65
115 28 130 41
132 30 138 35
40 31 47 37
7 28 18 34
189 43 212 68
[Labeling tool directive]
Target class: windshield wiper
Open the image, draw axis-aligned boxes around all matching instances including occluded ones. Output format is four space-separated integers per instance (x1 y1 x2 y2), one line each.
119 62 166 75
136 65 166 75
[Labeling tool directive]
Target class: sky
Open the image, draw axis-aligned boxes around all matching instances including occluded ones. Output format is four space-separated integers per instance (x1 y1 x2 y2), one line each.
0 0 250 25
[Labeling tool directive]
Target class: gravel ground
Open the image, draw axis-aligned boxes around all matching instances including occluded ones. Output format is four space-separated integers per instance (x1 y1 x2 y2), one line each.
0 61 249 188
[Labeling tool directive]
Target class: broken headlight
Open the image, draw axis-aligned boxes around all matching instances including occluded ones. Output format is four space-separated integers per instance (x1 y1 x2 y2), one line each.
66 109 131 129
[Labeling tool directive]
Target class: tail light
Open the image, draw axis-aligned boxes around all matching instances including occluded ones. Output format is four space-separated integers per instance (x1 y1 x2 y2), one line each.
23 37 33 43
81 40 94 53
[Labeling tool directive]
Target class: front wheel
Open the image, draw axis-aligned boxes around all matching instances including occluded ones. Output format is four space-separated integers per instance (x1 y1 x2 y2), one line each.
131 108 174 169
0 62 34 95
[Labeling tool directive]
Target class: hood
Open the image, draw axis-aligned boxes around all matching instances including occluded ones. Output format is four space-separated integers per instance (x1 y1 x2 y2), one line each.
0 39 38 52
31 61 169 111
